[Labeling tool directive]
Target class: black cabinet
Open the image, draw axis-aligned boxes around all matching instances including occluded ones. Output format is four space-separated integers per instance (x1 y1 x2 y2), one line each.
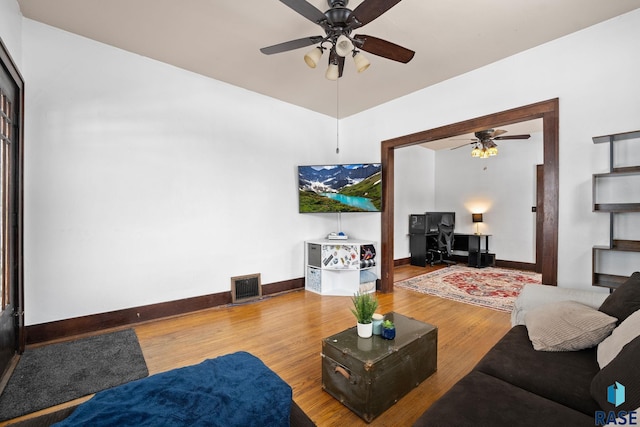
464 234 494 268
468 251 496 268
409 234 428 267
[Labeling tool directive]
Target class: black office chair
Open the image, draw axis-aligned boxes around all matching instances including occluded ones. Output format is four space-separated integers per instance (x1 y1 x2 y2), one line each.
428 214 456 266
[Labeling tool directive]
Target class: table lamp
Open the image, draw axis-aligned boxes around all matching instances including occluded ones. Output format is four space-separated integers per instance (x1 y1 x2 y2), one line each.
472 213 483 235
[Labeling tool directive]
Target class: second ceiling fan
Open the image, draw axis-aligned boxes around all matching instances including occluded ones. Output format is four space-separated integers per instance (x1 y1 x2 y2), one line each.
260 0 415 80
453 129 531 158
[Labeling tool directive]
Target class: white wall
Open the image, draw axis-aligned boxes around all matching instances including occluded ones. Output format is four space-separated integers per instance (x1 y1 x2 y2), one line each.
434 132 544 262
0 0 22 66
3 2 640 325
392 146 435 259
19 18 384 325
343 9 640 289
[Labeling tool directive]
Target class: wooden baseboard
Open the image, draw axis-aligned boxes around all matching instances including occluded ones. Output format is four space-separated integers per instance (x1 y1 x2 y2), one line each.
494 260 537 272
26 278 305 345
459 256 536 272
394 257 411 267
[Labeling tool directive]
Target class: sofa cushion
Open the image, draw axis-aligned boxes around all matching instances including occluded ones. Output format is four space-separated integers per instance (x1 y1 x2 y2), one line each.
413 371 594 427
525 301 617 352
474 325 601 416
598 309 640 368
599 271 640 325
591 335 640 412
511 284 608 326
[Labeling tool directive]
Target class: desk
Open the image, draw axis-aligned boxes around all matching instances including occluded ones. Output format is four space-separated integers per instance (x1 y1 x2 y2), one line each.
454 234 495 268
409 233 495 268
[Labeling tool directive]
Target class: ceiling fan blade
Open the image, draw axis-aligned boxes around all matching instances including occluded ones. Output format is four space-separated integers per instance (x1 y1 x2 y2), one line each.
451 142 473 150
351 0 403 28
353 34 415 63
490 129 508 137
279 0 327 25
260 36 324 55
494 134 532 140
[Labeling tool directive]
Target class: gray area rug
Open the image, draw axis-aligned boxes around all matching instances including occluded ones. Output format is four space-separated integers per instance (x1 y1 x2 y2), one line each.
0 328 148 421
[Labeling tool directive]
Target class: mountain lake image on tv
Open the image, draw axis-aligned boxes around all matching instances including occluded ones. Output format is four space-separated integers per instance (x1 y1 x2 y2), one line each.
298 163 382 213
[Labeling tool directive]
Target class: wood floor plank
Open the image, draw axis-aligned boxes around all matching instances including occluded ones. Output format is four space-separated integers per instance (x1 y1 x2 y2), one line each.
133 266 511 426
2 265 512 427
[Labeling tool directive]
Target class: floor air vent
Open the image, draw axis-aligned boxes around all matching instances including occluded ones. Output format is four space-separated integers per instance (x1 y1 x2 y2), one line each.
231 273 262 303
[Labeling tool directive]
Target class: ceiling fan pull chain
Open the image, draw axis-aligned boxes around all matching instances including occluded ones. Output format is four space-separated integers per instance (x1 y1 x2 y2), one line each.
336 80 340 154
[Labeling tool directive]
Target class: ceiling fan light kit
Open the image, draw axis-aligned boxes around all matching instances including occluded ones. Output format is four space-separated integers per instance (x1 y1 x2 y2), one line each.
261 0 415 80
353 51 370 73
335 34 354 57
472 141 498 158
325 61 340 80
304 46 324 68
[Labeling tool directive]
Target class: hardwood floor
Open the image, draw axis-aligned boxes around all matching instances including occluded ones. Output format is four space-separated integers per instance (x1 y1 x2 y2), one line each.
3 264 512 427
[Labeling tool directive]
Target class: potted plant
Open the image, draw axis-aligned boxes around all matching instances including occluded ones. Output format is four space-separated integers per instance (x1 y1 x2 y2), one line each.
381 319 396 340
351 292 378 338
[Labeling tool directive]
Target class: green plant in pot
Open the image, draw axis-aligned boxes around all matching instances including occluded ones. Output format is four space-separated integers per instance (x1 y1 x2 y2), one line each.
381 319 396 340
351 292 378 338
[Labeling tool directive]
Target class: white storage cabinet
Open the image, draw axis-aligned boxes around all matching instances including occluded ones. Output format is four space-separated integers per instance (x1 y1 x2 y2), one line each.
305 239 377 296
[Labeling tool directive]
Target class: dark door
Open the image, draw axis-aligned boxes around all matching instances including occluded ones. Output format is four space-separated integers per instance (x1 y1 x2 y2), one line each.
0 38 24 390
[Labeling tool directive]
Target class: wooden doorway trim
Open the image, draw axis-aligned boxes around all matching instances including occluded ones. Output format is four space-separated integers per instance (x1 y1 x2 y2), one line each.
379 98 559 292
536 164 544 273
0 37 25 394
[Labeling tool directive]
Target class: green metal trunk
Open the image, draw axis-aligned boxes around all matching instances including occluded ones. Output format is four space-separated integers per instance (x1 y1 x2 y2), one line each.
321 312 437 423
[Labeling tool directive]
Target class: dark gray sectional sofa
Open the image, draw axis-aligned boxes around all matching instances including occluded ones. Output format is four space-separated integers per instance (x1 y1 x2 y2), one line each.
414 272 640 427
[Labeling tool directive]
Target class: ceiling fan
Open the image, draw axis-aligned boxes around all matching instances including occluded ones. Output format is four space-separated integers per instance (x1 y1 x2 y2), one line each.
452 129 531 158
260 0 415 80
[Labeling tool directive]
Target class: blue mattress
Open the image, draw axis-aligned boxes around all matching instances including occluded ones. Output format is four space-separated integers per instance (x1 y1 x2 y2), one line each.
54 351 292 427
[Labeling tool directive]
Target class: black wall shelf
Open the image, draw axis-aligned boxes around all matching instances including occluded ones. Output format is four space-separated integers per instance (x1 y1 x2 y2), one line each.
592 130 640 289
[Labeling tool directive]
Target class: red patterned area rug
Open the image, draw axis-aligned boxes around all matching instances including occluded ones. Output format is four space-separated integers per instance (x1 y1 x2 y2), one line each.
395 265 542 312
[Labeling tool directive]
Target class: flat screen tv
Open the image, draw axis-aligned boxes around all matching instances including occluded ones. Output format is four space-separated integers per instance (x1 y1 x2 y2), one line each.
298 163 382 213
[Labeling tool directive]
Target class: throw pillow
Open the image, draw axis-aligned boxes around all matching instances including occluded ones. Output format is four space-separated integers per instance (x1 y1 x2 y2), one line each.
598 309 640 368
591 335 640 412
599 272 640 325
525 300 617 352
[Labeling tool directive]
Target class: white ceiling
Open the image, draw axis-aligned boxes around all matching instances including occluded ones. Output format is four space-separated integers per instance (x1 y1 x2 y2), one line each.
16 0 640 119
